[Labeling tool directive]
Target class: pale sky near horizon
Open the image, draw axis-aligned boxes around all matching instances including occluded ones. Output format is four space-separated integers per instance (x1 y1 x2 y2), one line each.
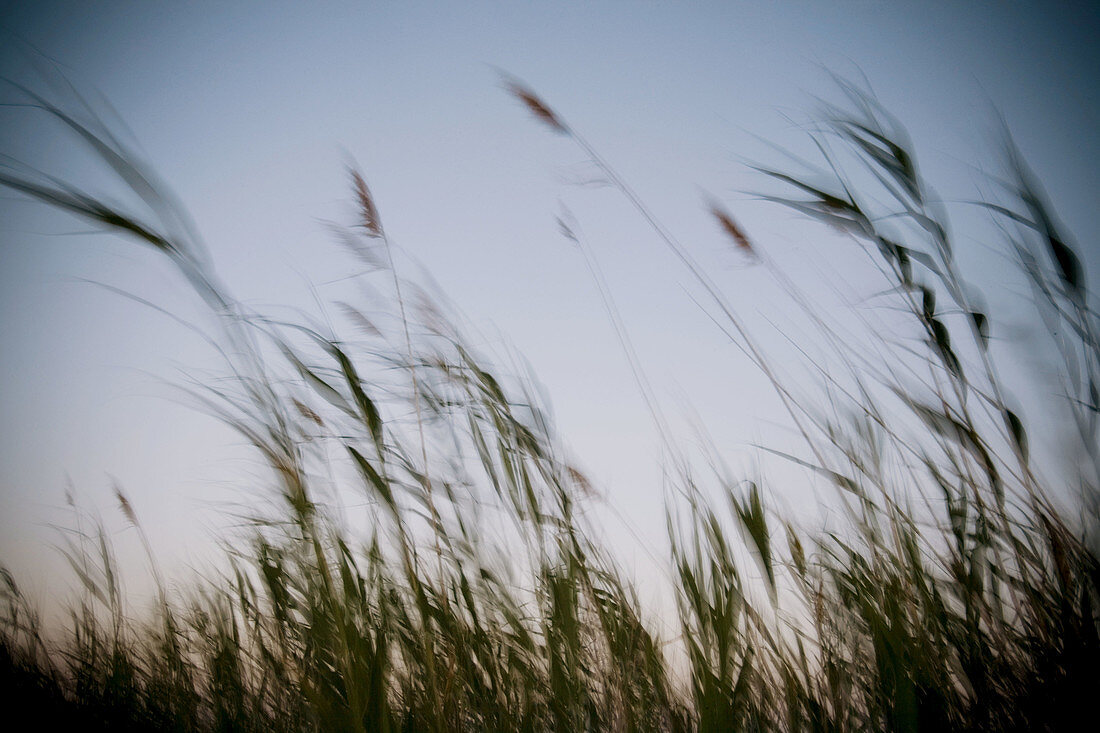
1 1 1097 608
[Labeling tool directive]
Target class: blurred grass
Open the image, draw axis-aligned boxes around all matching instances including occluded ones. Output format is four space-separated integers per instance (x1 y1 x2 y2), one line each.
1 76 1098 731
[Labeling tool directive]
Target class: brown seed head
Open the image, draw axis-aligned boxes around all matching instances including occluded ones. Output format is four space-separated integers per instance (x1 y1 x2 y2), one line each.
114 483 137 526
709 203 754 255
349 168 384 238
292 398 325 427
567 465 597 497
506 81 567 134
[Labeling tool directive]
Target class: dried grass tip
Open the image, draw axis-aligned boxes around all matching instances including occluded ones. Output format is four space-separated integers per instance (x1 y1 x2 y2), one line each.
349 168 384 238
709 202 754 255
506 80 567 134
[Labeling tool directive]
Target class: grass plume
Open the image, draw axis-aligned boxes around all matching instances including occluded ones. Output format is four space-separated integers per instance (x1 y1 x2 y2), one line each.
0 74 1097 731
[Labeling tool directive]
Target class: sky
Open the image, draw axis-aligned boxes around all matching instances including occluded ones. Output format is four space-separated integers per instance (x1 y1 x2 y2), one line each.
1 0 1098 609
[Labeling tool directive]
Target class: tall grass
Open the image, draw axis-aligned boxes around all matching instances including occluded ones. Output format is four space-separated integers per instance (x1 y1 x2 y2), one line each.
1 76 1097 731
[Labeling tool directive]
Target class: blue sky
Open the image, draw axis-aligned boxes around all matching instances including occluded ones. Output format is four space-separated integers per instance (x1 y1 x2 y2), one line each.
1 1 1097 605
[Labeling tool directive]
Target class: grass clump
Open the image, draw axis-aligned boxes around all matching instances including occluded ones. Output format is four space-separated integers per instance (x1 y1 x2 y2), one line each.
1 75 1098 731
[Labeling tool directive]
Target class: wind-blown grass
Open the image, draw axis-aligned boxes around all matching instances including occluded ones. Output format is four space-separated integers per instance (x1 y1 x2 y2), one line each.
1 76 1097 731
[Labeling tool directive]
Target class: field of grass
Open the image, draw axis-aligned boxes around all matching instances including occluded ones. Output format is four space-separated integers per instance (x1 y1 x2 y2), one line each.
1 77 1098 731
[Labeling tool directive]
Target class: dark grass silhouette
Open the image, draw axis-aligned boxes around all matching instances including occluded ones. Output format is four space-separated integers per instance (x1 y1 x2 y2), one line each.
1 75 1097 731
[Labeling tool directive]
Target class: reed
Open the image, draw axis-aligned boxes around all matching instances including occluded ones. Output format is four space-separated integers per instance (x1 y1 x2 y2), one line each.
0 75 1096 731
